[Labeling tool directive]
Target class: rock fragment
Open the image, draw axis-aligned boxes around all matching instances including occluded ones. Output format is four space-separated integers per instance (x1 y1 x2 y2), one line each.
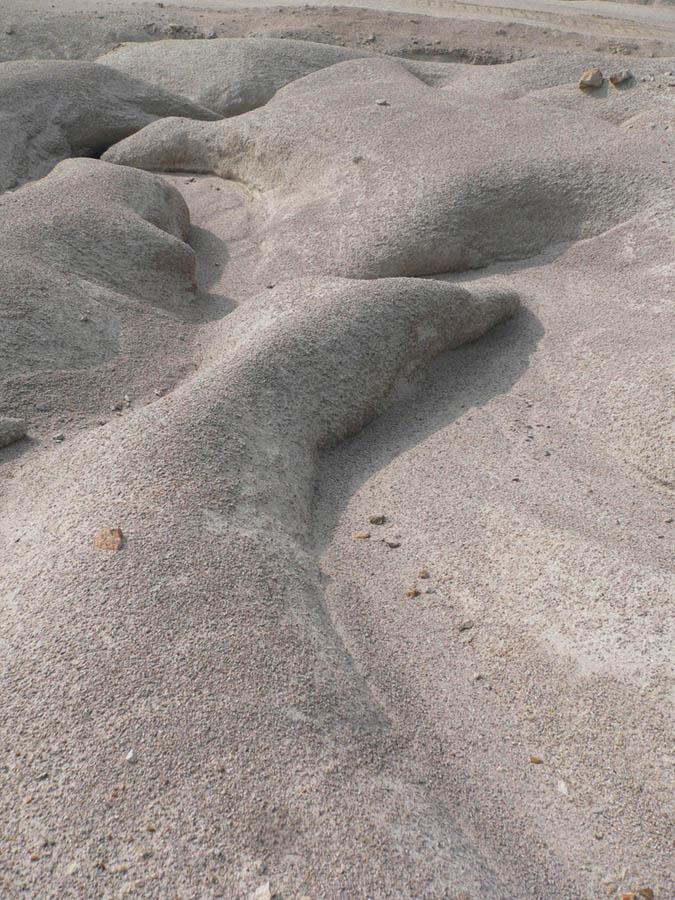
0 417 26 449
609 70 633 86
579 68 604 89
368 514 386 525
354 532 370 540
93 528 124 551
125 748 138 764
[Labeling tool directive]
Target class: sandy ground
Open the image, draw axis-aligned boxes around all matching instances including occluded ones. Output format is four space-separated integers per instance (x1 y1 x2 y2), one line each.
0 2 673 899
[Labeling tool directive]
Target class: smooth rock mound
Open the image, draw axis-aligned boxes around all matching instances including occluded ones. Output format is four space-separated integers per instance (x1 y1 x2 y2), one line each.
98 37 369 116
104 56 671 283
0 275 518 898
0 59 219 192
0 157 196 379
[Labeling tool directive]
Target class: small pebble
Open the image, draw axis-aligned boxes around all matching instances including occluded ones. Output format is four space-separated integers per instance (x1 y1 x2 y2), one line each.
53 433 65 442
355 532 370 540
529 755 544 764
406 587 420 597
125 749 138 764
579 68 604 89
609 70 633 86
368 514 386 525
385 540 400 549
94 527 124 552
0 417 27 448
375 98 389 106
458 620 474 632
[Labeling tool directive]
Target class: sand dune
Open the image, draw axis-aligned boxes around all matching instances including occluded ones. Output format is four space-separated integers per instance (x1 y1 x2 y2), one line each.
0 8 673 900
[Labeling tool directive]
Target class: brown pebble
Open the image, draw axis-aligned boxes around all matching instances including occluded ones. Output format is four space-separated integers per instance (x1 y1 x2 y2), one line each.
621 894 638 900
636 890 654 900
579 68 604 89
529 756 544 764
406 588 420 597
354 532 370 540
368 514 386 525
418 570 430 579
93 527 124 551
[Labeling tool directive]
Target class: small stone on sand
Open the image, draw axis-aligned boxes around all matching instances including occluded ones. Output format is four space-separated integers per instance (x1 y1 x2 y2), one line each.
0 417 27 449
93 527 124 551
609 70 633 86
579 68 604 89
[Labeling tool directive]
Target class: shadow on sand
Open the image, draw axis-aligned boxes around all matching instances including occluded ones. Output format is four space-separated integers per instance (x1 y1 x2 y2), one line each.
313 304 544 548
